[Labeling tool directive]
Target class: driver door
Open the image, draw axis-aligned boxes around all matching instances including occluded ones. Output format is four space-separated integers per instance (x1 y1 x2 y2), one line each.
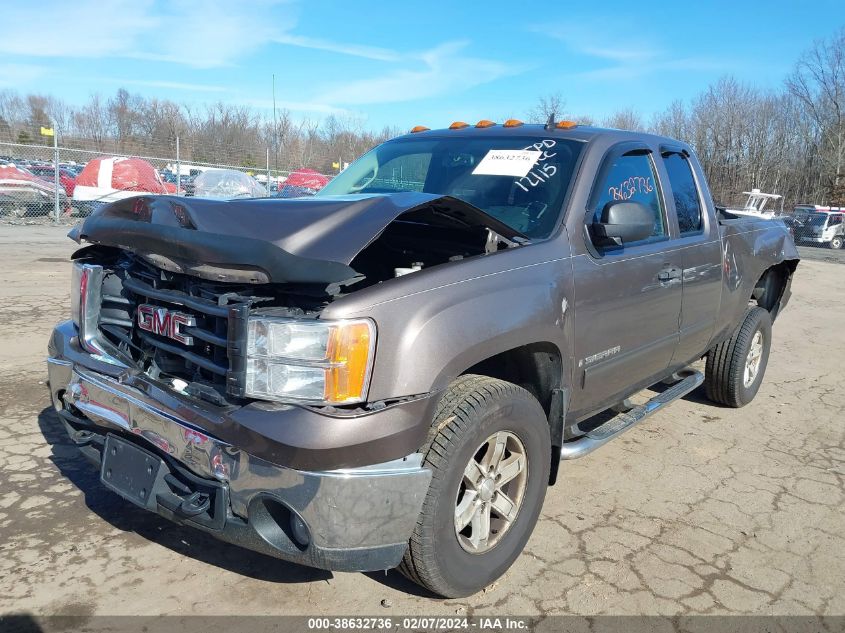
570 145 683 416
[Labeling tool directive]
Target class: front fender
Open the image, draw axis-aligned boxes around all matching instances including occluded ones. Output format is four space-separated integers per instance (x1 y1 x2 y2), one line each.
322 245 574 401
397 259 571 395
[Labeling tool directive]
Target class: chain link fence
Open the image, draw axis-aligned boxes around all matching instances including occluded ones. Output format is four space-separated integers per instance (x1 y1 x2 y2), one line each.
0 139 336 223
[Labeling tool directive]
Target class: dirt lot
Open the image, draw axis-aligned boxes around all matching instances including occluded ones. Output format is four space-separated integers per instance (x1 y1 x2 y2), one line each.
0 225 843 619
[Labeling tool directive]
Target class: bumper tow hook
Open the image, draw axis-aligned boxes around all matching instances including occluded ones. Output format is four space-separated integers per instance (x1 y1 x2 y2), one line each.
177 492 211 518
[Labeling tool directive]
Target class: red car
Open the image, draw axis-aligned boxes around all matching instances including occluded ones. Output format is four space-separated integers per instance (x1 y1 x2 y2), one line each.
28 165 77 197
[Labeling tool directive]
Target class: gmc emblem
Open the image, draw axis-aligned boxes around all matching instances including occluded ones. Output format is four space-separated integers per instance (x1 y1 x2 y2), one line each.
137 304 196 345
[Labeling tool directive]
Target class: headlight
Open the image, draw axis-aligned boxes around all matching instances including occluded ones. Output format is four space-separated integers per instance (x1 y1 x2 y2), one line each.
245 317 375 405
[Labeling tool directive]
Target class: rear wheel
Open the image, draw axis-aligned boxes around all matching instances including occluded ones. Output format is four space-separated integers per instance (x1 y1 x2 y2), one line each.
705 307 772 407
398 375 550 597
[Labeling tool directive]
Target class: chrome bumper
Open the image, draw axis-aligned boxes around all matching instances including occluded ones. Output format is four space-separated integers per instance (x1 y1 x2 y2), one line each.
46 324 432 572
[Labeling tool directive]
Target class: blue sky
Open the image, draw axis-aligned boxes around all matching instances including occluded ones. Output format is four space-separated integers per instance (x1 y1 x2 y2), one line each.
1 0 842 130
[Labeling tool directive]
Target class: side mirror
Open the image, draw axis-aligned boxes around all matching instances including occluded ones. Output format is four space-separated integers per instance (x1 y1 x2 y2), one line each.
592 201 654 246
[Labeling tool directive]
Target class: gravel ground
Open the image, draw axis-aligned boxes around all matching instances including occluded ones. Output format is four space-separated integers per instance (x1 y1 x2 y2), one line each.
795 243 845 265
0 225 843 621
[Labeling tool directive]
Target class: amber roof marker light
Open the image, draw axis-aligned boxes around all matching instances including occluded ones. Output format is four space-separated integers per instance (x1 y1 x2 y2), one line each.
449 121 469 129
475 120 496 128
503 119 524 128
556 120 578 129
410 125 430 133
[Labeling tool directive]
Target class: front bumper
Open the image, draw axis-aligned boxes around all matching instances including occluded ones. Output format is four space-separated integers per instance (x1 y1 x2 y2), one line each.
46 322 433 572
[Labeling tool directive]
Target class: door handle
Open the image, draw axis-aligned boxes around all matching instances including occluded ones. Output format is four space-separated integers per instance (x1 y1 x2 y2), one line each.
658 266 682 282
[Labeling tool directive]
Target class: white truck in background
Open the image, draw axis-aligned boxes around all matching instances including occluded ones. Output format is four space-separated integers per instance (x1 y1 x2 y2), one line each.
791 205 845 249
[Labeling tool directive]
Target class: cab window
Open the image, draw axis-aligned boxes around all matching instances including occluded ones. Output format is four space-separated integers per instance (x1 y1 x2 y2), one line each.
589 150 666 247
829 214 843 227
662 151 704 235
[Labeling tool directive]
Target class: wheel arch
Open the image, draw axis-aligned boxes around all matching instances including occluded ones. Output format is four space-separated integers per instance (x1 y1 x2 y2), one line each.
457 341 567 486
752 259 798 321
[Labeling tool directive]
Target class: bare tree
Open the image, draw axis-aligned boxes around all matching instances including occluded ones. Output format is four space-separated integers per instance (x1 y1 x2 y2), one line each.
0 90 25 141
45 96 74 140
74 94 109 150
108 88 145 152
26 94 51 140
528 93 566 123
602 108 644 131
786 27 845 204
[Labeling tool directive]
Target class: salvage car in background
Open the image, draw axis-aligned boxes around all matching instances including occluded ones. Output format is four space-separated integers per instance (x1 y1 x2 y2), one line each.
28 165 78 197
73 156 169 215
0 164 69 217
275 168 330 197
192 168 267 199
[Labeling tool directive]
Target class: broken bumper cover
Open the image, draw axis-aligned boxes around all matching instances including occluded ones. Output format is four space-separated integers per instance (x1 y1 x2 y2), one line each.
46 321 432 572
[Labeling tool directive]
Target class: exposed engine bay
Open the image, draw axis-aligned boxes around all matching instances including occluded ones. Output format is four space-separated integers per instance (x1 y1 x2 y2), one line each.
70 192 523 290
69 192 523 404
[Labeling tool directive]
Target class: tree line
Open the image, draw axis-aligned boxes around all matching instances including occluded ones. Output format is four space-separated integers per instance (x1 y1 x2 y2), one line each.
0 88 399 175
0 26 842 206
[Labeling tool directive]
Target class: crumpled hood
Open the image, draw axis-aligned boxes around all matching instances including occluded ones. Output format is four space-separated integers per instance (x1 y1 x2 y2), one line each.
70 192 521 285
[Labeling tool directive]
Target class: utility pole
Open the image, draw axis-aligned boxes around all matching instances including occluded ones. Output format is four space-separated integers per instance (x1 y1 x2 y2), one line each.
53 123 60 223
176 136 181 195
272 73 278 173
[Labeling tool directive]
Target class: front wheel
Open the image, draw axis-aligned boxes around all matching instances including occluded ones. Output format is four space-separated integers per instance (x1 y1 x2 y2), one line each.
829 235 843 250
398 375 551 597
705 306 772 407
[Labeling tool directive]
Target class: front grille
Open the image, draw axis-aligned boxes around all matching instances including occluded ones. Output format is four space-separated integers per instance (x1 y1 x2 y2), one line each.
97 257 251 392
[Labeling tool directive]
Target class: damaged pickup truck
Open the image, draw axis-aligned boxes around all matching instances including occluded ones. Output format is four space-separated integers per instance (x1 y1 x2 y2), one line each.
47 121 799 598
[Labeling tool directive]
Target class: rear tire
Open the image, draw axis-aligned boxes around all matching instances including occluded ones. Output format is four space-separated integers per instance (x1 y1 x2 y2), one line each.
705 307 772 408
398 375 550 598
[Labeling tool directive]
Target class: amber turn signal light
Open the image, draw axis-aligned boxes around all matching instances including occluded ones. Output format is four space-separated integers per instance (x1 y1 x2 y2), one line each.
324 321 374 404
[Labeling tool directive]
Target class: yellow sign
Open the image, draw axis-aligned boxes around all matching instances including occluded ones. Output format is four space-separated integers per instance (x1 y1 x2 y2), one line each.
332 161 340 170
40 126 55 137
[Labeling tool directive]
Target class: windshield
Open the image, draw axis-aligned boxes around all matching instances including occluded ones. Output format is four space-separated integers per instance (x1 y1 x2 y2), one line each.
794 211 828 227
317 135 584 239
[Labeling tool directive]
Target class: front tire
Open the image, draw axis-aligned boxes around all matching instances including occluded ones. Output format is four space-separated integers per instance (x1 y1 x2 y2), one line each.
829 235 843 250
398 375 551 597
705 307 772 407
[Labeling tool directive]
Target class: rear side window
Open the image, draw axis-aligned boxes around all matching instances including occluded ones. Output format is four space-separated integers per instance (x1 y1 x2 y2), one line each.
662 152 703 235
590 151 666 244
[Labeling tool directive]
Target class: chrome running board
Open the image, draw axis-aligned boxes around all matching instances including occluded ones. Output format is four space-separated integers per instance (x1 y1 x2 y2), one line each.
560 369 704 460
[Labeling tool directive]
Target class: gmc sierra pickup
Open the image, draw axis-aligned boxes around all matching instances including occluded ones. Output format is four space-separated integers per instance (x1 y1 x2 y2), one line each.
47 120 799 598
